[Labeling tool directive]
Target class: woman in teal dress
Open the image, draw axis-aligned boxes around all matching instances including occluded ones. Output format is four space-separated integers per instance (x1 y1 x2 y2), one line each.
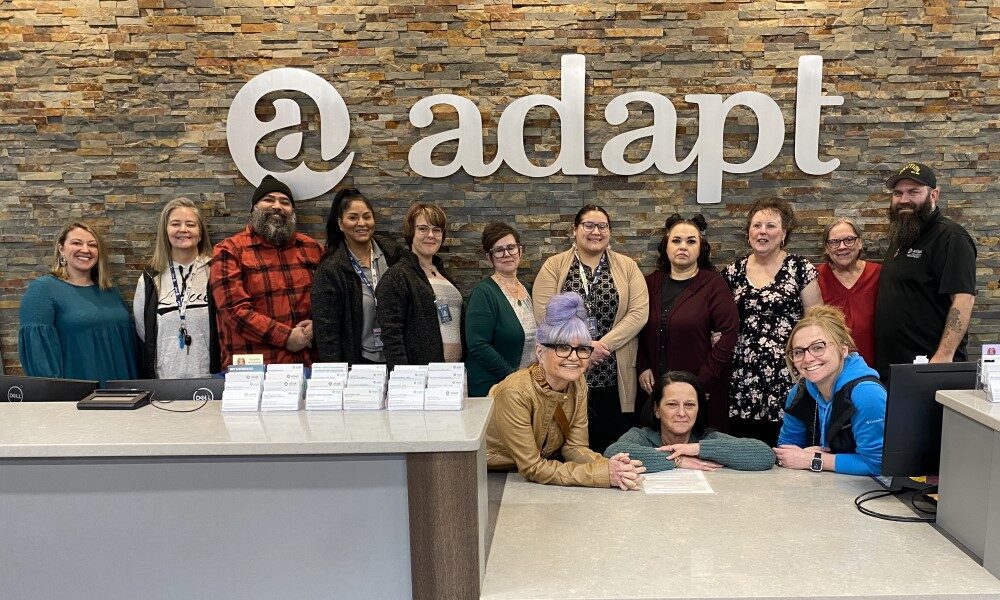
18 222 138 383
605 371 775 472
465 222 537 397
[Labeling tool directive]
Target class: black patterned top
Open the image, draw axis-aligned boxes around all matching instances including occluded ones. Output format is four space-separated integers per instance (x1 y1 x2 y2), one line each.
722 254 818 422
561 252 619 388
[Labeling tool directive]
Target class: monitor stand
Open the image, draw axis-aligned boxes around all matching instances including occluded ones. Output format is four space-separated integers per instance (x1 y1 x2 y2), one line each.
872 474 936 493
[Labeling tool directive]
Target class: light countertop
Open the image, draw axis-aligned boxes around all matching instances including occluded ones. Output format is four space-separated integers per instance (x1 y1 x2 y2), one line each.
0 398 492 458
482 468 1000 599
937 389 1000 431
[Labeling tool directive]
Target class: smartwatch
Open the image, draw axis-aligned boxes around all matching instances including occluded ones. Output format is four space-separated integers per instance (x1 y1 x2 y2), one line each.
810 452 823 472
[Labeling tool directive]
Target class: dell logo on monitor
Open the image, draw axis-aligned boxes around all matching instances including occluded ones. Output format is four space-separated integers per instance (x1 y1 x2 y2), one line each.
193 388 215 402
7 386 24 402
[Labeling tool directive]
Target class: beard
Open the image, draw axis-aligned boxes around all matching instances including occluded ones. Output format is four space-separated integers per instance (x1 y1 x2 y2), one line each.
887 197 934 253
251 207 297 247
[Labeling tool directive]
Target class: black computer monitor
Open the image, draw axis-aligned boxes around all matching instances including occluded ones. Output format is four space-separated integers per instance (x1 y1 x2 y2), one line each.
878 362 978 488
104 378 225 402
1 375 98 402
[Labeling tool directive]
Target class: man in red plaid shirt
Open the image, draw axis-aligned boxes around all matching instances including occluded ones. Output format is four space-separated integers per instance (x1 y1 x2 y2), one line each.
211 176 324 367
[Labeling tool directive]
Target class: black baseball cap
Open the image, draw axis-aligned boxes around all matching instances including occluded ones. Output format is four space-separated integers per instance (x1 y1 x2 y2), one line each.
250 175 294 209
886 163 937 189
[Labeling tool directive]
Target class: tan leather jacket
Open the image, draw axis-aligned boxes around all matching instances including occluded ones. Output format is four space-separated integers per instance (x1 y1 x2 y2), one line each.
486 365 610 487
531 248 649 412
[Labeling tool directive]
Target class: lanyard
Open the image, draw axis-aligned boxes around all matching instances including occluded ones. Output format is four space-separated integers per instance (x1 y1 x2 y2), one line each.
576 250 606 299
168 261 194 324
348 247 379 304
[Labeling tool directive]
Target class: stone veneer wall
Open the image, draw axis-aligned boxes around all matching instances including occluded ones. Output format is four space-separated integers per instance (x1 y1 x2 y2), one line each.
1 1 997 372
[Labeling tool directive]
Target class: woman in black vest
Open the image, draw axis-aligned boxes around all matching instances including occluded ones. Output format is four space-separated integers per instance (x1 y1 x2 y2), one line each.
774 305 886 476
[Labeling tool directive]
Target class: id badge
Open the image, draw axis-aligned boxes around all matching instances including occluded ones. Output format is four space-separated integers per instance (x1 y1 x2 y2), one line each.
178 329 187 349
586 316 598 336
372 326 384 351
435 298 453 324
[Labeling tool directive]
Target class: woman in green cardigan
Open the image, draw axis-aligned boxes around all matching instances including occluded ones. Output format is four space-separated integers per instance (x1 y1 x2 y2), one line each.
605 371 775 472
465 223 537 397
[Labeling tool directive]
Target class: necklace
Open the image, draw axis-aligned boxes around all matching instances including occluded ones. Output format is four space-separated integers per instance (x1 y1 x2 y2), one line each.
422 264 438 278
493 273 523 306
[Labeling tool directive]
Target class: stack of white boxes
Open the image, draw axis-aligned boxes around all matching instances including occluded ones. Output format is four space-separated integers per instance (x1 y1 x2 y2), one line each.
221 365 265 411
424 363 465 410
260 364 305 411
343 364 387 410
387 365 428 410
306 363 349 410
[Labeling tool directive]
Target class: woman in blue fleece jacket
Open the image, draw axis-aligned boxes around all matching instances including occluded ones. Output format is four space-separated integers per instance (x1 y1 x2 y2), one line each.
774 305 886 476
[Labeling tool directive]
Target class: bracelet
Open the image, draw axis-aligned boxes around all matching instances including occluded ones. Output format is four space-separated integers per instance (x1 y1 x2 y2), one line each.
674 456 682 468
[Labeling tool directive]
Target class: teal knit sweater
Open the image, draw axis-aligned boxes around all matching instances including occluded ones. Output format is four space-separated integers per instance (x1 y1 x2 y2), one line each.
604 427 776 472
464 277 532 397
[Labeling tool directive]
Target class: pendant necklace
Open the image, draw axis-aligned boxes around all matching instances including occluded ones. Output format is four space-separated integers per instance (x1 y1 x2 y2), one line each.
494 274 523 306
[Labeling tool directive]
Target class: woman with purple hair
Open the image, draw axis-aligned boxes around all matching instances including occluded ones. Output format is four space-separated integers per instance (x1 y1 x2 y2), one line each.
485 292 646 489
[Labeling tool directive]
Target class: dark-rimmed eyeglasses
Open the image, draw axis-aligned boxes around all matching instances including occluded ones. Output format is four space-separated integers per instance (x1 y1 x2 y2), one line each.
541 343 594 359
788 341 828 362
489 243 523 258
580 221 610 233
825 236 858 249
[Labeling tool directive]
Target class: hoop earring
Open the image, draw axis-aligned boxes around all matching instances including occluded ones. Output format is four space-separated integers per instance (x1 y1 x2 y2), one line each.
58 255 66 266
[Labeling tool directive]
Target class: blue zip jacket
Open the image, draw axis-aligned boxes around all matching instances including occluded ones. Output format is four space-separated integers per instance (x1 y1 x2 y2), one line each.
777 353 886 475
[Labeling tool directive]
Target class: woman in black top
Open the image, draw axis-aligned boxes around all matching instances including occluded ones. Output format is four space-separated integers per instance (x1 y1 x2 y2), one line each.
312 188 403 364
376 202 464 368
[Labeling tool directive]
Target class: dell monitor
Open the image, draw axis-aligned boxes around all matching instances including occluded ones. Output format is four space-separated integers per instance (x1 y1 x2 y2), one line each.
1 375 98 402
877 361 978 489
104 378 224 402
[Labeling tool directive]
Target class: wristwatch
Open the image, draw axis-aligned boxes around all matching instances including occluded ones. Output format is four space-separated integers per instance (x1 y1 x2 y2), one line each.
810 452 823 472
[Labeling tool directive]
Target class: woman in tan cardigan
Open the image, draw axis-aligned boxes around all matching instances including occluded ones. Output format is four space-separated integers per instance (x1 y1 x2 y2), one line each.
486 292 645 488
532 205 650 453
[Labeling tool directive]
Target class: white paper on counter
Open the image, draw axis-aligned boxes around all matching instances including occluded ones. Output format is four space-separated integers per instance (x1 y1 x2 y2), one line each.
642 469 715 494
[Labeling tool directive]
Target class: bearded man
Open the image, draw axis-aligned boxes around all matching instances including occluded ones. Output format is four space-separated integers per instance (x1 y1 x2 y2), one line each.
211 175 324 367
873 163 977 381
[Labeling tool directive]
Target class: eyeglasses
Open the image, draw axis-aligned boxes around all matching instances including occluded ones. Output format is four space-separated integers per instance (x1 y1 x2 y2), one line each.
415 224 443 237
489 243 523 258
541 343 594 359
580 221 610 233
788 341 828 362
825 236 859 249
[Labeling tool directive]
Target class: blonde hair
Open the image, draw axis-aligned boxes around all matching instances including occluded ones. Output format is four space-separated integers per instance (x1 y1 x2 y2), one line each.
821 218 863 264
784 304 857 379
149 198 213 273
51 222 112 290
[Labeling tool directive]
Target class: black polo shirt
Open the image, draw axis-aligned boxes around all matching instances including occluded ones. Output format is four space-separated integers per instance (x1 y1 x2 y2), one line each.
874 208 977 379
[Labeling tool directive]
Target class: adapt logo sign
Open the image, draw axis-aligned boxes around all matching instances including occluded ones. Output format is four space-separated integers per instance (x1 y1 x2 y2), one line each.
226 55 842 204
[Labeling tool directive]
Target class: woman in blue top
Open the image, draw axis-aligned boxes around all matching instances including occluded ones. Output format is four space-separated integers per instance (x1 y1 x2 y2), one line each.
18 222 138 383
774 305 887 476
604 371 775 472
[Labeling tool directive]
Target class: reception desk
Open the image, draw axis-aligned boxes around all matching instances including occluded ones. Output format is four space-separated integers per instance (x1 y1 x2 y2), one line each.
0 400 492 600
483 468 1000 599
937 389 1000 578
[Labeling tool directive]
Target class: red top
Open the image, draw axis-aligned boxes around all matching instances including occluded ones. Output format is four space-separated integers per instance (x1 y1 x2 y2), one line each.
817 261 881 367
211 226 323 367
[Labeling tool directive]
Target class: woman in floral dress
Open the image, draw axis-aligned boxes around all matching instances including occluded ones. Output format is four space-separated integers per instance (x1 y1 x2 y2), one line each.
723 199 822 445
